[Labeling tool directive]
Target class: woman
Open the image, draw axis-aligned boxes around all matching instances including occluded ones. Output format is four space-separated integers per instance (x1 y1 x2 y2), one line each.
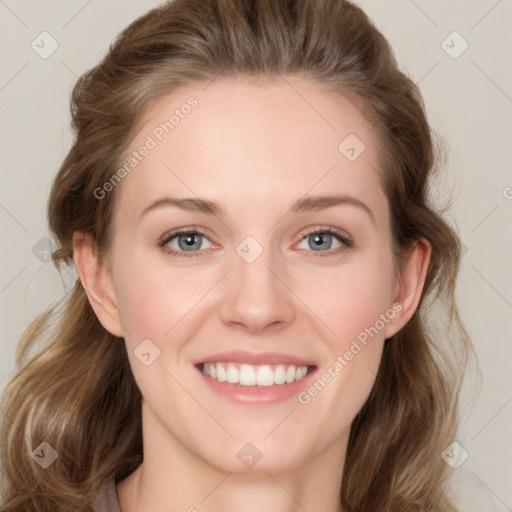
0 0 472 510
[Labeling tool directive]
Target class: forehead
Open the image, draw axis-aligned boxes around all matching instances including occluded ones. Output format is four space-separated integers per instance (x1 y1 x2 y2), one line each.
114 76 386 222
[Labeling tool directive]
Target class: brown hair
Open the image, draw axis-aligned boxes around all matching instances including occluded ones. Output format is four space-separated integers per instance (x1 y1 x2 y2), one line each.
0 0 473 510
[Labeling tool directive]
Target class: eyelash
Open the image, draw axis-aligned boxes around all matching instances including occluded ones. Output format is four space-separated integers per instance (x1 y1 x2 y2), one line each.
157 226 353 259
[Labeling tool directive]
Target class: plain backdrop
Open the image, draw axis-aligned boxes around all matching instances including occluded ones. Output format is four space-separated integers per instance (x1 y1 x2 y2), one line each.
0 0 511 510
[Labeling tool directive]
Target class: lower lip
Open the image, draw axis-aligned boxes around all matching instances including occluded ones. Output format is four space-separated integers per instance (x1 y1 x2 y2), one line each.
196 365 317 405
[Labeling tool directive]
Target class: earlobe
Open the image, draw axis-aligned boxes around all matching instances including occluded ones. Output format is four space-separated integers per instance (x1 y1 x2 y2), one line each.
72 232 124 338
384 238 432 339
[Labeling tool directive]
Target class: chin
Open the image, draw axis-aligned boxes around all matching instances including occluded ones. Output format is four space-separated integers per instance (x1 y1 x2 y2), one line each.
194 435 309 475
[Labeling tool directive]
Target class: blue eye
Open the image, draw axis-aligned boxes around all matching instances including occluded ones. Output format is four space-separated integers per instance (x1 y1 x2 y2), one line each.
159 229 214 257
296 228 352 257
158 226 352 258
300 231 338 251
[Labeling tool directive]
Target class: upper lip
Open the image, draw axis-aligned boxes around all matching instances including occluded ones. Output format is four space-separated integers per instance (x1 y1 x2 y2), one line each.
194 351 317 367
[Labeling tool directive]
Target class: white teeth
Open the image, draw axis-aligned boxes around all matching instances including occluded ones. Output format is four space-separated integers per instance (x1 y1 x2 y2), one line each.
202 362 310 387
239 364 256 386
296 366 308 380
256 365 274 386
216 365 227 382
226 365 238 384
274 365 286 385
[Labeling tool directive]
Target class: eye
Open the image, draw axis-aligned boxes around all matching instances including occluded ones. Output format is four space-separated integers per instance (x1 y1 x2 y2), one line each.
157 226 353 259
158 228 215 258
295 227 353 257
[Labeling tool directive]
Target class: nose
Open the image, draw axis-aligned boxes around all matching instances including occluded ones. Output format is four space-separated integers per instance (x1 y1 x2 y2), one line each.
218 242 296 334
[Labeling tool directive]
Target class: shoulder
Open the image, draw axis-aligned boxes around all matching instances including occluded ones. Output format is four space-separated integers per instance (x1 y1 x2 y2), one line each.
94 477 122 512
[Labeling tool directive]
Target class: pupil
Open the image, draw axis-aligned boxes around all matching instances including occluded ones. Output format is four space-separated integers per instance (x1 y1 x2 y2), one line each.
311 233 331 250
179 234 200 250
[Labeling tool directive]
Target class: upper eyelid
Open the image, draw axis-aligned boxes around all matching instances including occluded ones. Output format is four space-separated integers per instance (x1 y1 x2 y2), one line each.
160 226 212 242
298 225 352 240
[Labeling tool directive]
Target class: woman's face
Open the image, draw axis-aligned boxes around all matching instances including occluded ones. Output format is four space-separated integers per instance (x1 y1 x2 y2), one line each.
87 76 420 474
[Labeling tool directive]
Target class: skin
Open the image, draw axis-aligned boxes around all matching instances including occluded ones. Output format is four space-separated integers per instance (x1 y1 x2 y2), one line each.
73 75 431 512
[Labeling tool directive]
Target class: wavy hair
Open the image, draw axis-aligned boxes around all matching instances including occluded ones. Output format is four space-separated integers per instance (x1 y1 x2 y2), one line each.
0 0 473 510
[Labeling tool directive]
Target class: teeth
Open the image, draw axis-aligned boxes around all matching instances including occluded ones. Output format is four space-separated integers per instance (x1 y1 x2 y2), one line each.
239 364 256 386
216 364 227 382
226 365 238 384
202 362 310 387
256 365 274 386
274 365 286 385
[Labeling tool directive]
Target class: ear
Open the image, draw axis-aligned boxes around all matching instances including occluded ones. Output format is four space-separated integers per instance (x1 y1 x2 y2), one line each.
72 231 124 338
384 238 432 339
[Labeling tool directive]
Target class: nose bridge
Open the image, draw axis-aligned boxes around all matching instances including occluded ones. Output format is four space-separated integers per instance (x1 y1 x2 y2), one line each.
219 234 295 332
235 236 276 294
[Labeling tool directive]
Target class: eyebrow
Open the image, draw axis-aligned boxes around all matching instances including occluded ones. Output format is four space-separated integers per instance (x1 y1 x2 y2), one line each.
139 194 375 224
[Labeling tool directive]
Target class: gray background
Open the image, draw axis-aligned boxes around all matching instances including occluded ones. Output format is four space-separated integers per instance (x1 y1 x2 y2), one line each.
0 0 511 509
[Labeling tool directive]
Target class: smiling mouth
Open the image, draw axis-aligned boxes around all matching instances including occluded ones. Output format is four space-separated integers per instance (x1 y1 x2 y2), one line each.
198 362 315 387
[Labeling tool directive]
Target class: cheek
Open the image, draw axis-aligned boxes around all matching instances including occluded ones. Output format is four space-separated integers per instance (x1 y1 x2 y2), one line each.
296 274 392 437
111 261 202 400
299 257 395 346
296 255 394 402
114 264 202 345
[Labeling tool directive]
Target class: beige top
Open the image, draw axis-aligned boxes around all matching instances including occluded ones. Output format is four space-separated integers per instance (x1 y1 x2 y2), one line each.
95 478 122 512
